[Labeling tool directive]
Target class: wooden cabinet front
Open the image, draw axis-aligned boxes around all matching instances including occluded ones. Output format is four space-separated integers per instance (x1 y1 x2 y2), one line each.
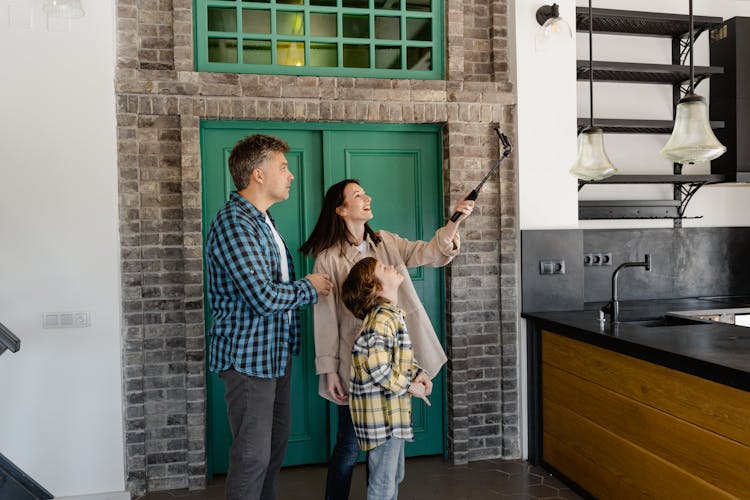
541 330 750 499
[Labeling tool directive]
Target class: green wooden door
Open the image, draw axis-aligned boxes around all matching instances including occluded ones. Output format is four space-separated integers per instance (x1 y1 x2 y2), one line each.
201 122 445 474
202 125 328 473
323 128 444 456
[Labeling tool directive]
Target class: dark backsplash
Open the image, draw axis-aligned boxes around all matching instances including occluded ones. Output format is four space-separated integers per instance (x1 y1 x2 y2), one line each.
521 227 750 312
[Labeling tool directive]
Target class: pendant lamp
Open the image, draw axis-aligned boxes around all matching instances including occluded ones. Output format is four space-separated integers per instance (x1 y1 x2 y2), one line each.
570 0 617 181
660 0 725 164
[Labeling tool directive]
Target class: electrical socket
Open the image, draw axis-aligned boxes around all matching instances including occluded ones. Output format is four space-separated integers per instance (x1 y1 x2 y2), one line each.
539 259 566 275
584 252 612 267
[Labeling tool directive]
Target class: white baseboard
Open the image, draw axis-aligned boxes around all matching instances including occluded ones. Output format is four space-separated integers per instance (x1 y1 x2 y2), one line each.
56 491 130 500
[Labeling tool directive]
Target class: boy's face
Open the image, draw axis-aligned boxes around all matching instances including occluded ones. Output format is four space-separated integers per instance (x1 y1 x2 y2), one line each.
374 260 403 293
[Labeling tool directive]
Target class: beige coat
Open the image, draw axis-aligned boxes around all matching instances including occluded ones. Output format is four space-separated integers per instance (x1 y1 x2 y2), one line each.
312 227 460 402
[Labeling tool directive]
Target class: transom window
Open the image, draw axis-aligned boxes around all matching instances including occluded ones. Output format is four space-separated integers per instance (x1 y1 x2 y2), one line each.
194 0 443 79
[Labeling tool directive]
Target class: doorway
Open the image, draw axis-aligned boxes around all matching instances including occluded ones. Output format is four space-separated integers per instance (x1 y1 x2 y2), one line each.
201 121 445 474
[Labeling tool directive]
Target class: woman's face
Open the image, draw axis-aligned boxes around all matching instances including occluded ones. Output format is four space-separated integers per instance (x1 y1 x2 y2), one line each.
374 260 403 292
336 182 373 223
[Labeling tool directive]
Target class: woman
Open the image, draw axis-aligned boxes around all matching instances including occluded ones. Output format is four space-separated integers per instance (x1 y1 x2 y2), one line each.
300 179 474 500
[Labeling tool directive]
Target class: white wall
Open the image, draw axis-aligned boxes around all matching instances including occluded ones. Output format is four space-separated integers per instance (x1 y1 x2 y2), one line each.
515 1 580 230
0 1 124 497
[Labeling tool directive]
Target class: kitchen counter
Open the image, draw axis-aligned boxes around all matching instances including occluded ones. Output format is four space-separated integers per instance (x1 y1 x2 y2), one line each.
523 297 750 392
523 297 750 498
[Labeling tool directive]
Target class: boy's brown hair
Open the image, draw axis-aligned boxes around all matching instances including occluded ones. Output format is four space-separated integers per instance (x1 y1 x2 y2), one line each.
342 257 389 320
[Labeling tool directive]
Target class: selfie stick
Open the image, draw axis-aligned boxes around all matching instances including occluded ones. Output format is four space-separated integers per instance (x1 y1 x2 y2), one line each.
449 128 512 222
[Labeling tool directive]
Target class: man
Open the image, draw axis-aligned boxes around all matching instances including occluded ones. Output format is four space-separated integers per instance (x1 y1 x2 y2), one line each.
205 134 332 500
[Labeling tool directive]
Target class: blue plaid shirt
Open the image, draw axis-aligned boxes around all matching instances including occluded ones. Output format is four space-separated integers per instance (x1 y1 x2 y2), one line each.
206 192 318 378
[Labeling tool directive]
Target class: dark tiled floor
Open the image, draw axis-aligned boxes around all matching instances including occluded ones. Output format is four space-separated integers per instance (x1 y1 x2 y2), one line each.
137 456 582 499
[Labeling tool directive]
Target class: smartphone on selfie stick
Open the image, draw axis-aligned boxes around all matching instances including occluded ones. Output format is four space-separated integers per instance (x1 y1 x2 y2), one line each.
449 128 512 222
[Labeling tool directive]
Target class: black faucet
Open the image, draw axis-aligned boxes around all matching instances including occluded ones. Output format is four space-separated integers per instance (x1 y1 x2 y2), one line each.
601 254 651 324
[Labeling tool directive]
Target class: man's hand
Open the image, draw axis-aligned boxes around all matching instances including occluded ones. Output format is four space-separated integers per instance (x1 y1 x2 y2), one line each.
325 372 348 404
408 382 431 407
414 371 433 396
307 273 333 296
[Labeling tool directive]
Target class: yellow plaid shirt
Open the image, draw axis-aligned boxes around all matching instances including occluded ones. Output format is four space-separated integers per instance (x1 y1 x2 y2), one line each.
349 303 421 451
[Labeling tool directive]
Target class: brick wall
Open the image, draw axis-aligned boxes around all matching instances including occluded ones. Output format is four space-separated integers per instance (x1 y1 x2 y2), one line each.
116 0 519 494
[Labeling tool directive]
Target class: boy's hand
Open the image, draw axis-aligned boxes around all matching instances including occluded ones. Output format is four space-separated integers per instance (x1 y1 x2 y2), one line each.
414 371 433 396
408 382 431 407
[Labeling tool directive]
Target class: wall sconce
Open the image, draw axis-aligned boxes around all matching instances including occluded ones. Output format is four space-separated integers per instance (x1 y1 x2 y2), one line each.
43 0 85 19
535 3 572 52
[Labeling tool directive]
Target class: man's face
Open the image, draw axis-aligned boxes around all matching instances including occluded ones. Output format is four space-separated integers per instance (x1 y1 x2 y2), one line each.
259 151 293 203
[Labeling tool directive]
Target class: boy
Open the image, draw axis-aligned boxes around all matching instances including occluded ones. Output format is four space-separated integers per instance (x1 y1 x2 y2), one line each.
341 257 430 500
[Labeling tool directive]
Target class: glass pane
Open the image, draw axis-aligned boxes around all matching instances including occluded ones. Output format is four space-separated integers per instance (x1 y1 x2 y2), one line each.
242 40 271 65
242 9 270 34
310 42 338 67
407 46 431 70
277 11 305 36
375 16 399 39
406 0 430 12
277 41 306 66
406 17 430 40
310 13 337 37
277 0 304 3
208 7 237 32
375 45 400 69
343 14 369 38
310 0 337 5
343 44 369 67
342 0 368 7
374 0 400 10
208 38 238 63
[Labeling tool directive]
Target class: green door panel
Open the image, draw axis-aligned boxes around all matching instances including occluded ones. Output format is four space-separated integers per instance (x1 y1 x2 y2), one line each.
324 128 444 457
201 122 445 474
201 126 328 473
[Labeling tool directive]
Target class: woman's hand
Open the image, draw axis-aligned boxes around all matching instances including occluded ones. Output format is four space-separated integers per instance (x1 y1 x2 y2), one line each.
449 194 476 224
326 372 348 404
414 371 433 396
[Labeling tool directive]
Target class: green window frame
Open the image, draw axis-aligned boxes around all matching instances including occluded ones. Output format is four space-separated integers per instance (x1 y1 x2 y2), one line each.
194 0 444 79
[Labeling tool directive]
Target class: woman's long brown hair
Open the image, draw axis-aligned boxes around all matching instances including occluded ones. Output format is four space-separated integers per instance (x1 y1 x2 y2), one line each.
300 179 381 257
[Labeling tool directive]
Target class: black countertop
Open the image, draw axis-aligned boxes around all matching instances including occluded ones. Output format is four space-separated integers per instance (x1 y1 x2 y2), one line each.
522 297 750 392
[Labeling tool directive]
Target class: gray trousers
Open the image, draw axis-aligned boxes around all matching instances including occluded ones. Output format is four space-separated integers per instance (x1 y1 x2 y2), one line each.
219 362 292 500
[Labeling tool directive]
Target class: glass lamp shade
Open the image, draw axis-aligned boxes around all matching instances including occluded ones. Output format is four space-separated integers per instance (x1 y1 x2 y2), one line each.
570 127 618 181
43 0 85 19
534 3 572 53
541 16 573 40
660 94 726 164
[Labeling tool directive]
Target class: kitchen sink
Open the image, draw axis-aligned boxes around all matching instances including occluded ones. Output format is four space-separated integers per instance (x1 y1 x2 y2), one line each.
621 315 714 328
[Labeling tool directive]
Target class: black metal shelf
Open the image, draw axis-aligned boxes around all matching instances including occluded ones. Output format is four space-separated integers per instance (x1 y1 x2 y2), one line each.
578 174 725 185
579 200 690 219
577 118 725 134
578 173 723 219
575 8 725 224
576 60 723 85
575 8 723 38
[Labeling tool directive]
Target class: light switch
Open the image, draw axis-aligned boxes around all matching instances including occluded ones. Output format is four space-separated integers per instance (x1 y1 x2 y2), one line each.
43 311 92 329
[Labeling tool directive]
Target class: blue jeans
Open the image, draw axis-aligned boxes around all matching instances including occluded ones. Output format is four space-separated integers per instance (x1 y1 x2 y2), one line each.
367 437 405 500
325 404 362 499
